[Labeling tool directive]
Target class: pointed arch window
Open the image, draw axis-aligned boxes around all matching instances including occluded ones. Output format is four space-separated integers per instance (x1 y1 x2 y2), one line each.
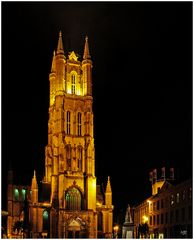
77 146 82 170
43 210 49 231
66 145 72 170
14 188 19 201
22 189 26 201
65 187 81 210
77 112 82 136
71 74 76 94
66 111 71 135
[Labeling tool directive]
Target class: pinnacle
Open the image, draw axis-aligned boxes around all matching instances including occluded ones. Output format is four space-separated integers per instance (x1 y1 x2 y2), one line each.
57 30 64 54
106 176 112 193
83 35 91 60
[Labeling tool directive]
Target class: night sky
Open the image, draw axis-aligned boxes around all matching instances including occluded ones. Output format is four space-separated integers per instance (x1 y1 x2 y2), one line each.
2 2 192 225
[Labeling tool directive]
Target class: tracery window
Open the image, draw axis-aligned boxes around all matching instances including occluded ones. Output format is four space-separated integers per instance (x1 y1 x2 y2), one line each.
14 188 19 201
77 112 82 136
77 146 82 170
22 189 26 201
67 111 71 135
66 187 81 210
66 145 72 170
43 210 49 231
71 74 76 94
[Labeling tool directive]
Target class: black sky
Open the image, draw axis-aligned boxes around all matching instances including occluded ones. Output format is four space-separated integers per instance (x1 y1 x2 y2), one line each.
2 2 192 225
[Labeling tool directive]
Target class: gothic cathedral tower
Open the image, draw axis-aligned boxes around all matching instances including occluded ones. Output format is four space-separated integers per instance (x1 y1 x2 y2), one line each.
43 32 113 238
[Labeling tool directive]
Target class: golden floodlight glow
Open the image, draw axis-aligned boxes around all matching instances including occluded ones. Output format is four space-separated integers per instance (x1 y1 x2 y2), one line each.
113 225 119 231
142 215 149 223
67 85 71 94
147 200 152 204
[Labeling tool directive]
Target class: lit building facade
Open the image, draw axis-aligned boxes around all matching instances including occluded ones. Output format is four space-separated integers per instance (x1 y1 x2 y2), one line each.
7 32 113 238
133 169 192 238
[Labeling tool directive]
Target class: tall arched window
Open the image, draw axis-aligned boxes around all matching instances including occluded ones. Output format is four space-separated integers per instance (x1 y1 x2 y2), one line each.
43 210 49 231
66 145 72 170
66 187 81 210
77 146 82 171
71 74 76 94
22 189 26 201
66 111 71 135
14 188 19 201
77 112 82 136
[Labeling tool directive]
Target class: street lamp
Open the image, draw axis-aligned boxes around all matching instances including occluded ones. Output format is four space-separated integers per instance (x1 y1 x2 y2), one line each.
113 225 119 238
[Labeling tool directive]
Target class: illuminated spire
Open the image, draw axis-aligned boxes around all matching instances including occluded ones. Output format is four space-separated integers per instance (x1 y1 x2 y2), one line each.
51 50 56 72
83 35 91 60
57 30 64 55
105 176 112 193
31 170 38 189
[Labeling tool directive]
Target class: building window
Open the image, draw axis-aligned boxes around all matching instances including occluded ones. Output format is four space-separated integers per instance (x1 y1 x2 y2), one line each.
170 211 174 224
188 205 192 220
175 209 179 222
157 200 160 210
181 208 185 221
66 145 72 170
71 74 76 94
161 213 164 224
157 214 159 225
77 112 82 136
189 187 192 199
153 202 156 211
182 190 186 201
165 212 168 224
77 146 82 170
14 188 19 201
161 199 164 208
170 195 174 206
66 187 81 211
165 197 169 208
153 215 156 225
149 216 152 226
43 210 49 231
176 193 180 203
67 111 71 135
22 189 26 201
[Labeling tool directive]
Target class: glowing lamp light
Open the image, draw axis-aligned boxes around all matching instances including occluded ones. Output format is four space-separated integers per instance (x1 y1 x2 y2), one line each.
142 215 148 223
113 225 119 238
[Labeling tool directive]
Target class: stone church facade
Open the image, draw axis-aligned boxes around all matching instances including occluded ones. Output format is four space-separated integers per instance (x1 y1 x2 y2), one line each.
7 32 113 238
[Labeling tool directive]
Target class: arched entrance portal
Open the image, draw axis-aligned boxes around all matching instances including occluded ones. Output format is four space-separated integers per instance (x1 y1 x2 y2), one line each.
66 219 87 238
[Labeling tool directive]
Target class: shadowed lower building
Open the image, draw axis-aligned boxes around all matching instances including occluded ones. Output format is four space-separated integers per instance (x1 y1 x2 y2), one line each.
133 168 192 238
6 32 114 238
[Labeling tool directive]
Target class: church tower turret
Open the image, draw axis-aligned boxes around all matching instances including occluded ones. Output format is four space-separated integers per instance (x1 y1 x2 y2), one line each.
31 170 38 203
45 33 97 238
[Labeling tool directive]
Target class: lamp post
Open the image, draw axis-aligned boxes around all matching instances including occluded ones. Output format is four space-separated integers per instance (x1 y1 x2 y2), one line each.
113 225 119 238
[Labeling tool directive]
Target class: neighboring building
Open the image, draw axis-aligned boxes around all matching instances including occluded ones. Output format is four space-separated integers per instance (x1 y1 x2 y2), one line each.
7 32 113 238
133 168 192 238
